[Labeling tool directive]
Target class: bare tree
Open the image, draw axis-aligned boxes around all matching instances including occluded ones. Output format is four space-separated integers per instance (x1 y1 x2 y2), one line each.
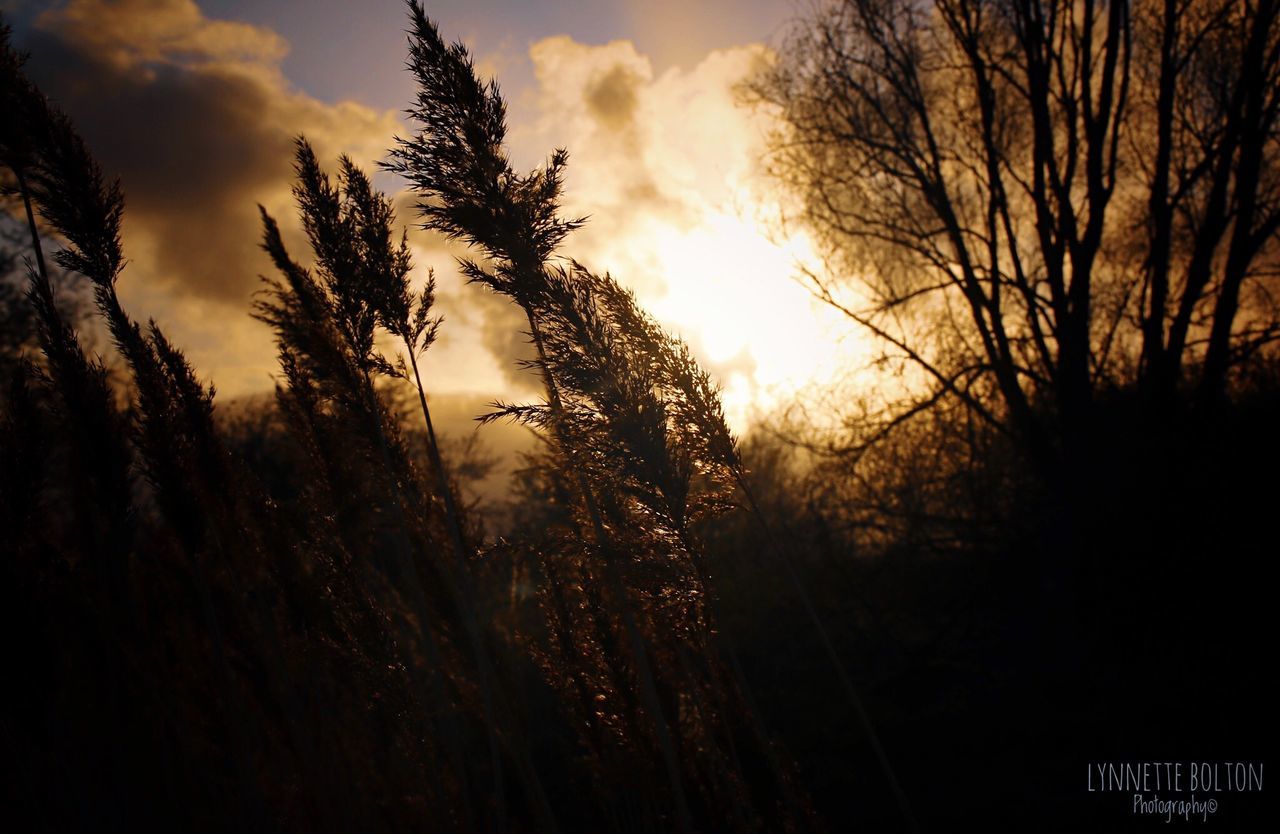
749 0 1280 472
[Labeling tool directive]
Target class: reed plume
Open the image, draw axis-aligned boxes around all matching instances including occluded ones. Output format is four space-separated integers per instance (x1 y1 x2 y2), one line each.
389 4 816 830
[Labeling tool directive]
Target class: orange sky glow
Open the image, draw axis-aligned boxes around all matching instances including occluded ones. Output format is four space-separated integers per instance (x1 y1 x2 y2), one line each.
11 0 868 434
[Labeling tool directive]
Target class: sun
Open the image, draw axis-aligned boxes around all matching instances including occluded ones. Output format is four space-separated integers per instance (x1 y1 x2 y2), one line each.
632 206 861 432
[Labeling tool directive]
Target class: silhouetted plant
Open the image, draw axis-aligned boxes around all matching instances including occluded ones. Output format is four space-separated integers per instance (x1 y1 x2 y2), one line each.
257 139 576 832
2 20 509 830
7 3 1272 831
389 5 817 830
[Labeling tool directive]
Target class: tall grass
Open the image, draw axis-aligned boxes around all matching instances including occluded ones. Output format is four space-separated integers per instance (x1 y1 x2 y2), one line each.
6 2 1277 830
3 5 849 831
387 5 820 830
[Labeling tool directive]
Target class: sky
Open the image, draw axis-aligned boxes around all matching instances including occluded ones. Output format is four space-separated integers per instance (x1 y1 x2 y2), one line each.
4 0 863 435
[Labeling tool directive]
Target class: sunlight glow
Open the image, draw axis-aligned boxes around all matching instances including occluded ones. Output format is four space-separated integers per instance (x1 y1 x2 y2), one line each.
627 203 860 432
511 36 871 433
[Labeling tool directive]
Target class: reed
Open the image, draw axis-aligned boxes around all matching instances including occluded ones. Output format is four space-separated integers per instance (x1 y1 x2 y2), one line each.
388 5 818 830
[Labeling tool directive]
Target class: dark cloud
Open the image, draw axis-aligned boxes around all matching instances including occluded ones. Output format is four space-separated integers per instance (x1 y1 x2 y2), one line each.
17 0 398 307
24 35 288 302
584 63 639 131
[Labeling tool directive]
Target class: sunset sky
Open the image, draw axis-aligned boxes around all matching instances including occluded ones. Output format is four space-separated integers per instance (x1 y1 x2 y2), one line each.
5 0 862 432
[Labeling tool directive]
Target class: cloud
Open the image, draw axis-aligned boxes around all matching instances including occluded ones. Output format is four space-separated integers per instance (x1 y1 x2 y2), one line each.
37 0 289 67
26 0 398 304
14 4 855 427
16 0 402 395
509 36 852 429
583 62 642 130
385 186 539 396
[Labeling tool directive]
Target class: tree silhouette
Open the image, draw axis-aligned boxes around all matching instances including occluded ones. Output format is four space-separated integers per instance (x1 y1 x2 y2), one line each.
749 0 1280 470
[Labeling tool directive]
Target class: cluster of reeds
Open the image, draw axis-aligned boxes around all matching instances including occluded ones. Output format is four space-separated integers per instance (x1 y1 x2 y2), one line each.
1 17 533 830
386 5 834 830
0 4 869 830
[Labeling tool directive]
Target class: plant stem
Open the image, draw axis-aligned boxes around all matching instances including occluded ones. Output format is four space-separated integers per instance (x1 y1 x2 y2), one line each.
406 344 562 834
16 169 50 285
404 346 507 832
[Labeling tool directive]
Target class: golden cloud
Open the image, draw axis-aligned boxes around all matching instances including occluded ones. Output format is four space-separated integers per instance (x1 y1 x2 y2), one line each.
511 36 853 429
21 0 402 397
38 0 289 68
18 2 856 429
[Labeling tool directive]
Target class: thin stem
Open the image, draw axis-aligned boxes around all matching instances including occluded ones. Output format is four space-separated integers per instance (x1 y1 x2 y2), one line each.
404 346 509 832
16 169 50 285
